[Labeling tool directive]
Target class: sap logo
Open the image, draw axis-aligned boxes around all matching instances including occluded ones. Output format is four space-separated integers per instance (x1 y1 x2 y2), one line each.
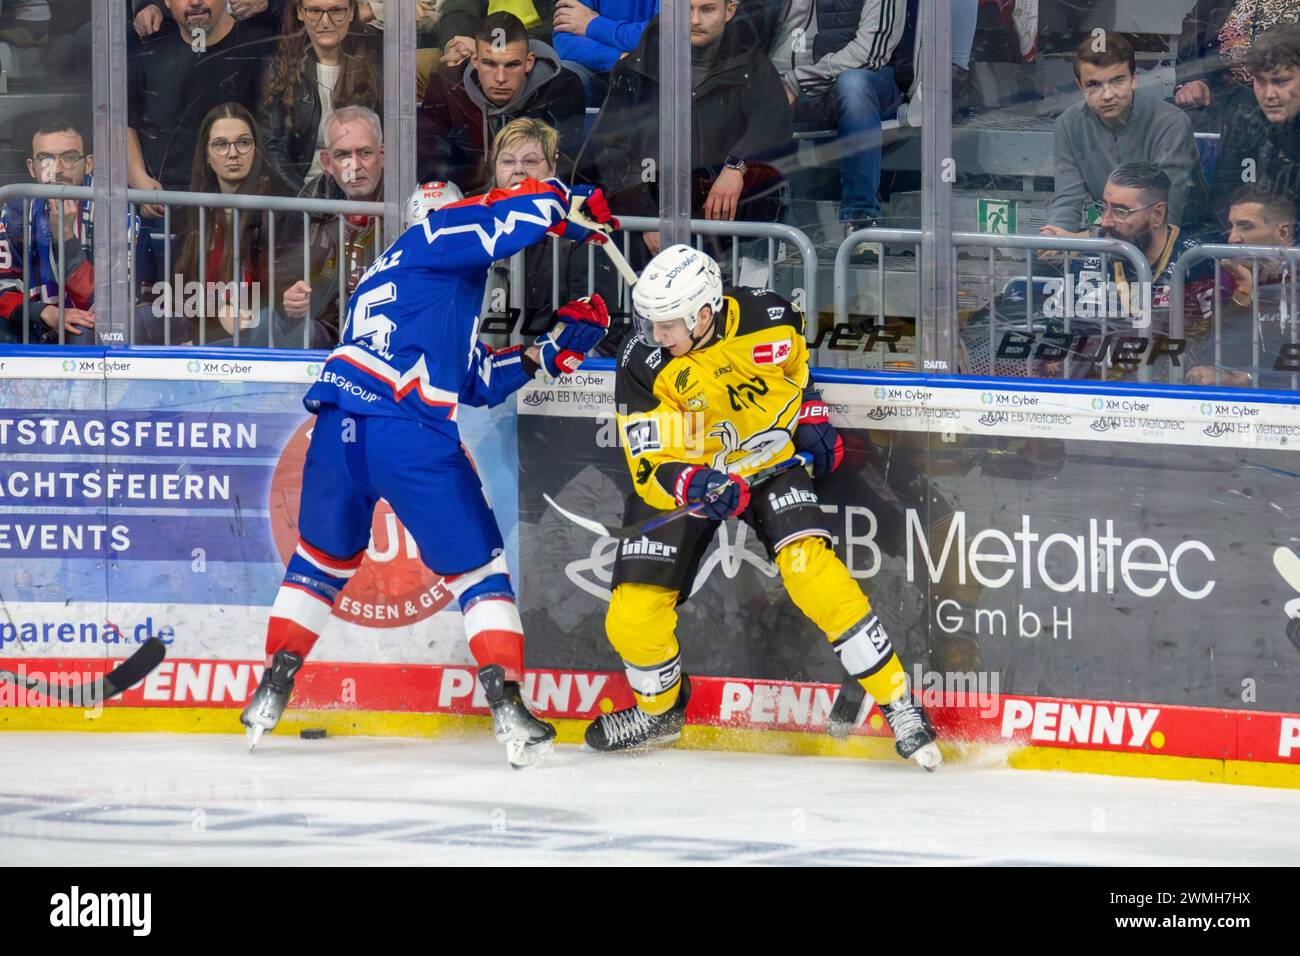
645 349 664 370
767 306 786 321
1000 700 1160 747
620 537 678 559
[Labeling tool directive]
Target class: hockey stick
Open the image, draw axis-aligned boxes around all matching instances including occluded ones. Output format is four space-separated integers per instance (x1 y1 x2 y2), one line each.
0 637 167 707
544 452 813 540
567 197 640 288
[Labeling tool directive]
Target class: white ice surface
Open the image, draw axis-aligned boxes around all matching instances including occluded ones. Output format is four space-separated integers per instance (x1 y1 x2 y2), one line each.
1 732 1296 866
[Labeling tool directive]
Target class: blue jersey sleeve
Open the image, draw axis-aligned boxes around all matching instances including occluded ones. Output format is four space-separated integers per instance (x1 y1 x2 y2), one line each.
409 179 573 274
460 342 533 408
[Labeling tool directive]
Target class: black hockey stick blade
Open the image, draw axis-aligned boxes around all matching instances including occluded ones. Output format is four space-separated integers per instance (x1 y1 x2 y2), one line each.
545 452 813 541
0 637 167 707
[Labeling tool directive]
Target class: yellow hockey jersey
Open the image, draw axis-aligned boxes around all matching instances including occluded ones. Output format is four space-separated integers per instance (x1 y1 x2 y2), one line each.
614 286 811 511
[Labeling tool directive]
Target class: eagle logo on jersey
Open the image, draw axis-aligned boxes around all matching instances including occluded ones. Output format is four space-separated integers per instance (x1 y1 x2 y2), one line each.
708 422 791 472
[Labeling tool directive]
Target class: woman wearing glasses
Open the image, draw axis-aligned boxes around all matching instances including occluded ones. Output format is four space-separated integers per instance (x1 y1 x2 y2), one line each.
163 103 306 346
258 0 382 194
482 118 625 352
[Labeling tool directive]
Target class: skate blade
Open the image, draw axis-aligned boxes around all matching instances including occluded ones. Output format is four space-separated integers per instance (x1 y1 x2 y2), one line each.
911 741 943 772
245 724 265 752
582 730 682 754
506 737 555 769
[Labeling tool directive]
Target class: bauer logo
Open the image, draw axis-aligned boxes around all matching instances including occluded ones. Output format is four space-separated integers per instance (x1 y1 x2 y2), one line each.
49 886 151 936
268 419 455 628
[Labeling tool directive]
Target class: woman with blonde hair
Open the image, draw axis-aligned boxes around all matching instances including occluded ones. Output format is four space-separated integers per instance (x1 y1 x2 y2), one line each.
486 117 624 350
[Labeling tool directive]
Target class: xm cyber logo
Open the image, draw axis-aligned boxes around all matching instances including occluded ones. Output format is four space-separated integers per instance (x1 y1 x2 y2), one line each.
1274 547 1300 622
564 521 777 602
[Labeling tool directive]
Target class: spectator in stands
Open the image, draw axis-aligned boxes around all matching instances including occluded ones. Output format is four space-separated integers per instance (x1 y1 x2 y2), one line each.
586 0 791 257
551 0 657 105
257 0 383 194
1175 0 1300 127
0 0 50 47
418 12 585 192
0 118 154 344
1186 187 1298 387
133 0 287 37
1212 25 1300 223
770 0 910 237
166 103 288 346
128 0 279 207
273 105 386 346
1042 33 1210 242
439 0 555 62
483 117 622 347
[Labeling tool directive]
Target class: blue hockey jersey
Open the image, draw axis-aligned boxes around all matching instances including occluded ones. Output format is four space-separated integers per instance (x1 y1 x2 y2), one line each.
303 178 575 438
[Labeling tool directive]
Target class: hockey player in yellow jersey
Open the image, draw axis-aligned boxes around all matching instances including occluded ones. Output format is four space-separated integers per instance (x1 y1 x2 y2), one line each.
584 245 941 769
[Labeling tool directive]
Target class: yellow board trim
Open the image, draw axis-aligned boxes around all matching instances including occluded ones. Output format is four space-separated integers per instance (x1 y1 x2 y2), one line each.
5 707 1299 790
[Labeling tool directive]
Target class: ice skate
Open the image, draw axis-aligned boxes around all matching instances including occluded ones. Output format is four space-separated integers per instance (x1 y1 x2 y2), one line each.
240 650 303 751
879 694 942 770
585 674 691 752
477 665 556 768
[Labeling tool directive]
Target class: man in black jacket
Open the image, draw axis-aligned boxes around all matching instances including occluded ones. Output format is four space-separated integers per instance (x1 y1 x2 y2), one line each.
418 12 586 192
584 0 792 257
1211 25 1300 225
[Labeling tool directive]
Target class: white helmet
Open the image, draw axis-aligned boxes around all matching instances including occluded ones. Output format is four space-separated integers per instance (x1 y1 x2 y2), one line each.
632 244 724 348
405 180 464 228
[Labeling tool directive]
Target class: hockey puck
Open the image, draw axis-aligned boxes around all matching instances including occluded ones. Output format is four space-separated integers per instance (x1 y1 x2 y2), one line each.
300 728 328 740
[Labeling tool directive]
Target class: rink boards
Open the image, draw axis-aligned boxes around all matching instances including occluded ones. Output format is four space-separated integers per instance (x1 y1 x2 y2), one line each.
1 347 1299 787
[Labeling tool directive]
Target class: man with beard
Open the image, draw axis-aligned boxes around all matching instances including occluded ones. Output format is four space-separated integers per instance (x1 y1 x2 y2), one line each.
1062 163 1219 381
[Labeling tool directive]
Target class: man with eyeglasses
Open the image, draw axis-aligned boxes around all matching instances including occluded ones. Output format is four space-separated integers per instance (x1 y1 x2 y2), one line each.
1043 32 1209 241
273 105 387 345
128 0 278 202
418 11 586 192
0 119 154 345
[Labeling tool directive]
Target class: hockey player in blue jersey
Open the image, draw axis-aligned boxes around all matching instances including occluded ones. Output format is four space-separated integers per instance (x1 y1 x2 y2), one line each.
241 177 617 765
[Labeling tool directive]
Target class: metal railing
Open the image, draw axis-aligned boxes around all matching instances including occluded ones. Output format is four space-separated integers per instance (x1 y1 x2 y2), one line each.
0 183 386 349
835 227 1156 379
1169 244 1300 388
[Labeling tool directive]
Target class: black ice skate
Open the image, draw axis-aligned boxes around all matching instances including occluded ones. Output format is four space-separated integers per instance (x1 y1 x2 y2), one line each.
584 674 691 753
240 649 304 751
879 694 942 771
478 664 557 768
827 677 866 740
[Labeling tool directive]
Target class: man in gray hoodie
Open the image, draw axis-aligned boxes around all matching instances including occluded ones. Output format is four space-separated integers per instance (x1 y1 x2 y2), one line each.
417 11 587 192
1043 32 1211 239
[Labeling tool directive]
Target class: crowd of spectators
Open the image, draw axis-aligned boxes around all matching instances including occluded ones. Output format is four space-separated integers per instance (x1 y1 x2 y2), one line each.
0 0 1295 388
